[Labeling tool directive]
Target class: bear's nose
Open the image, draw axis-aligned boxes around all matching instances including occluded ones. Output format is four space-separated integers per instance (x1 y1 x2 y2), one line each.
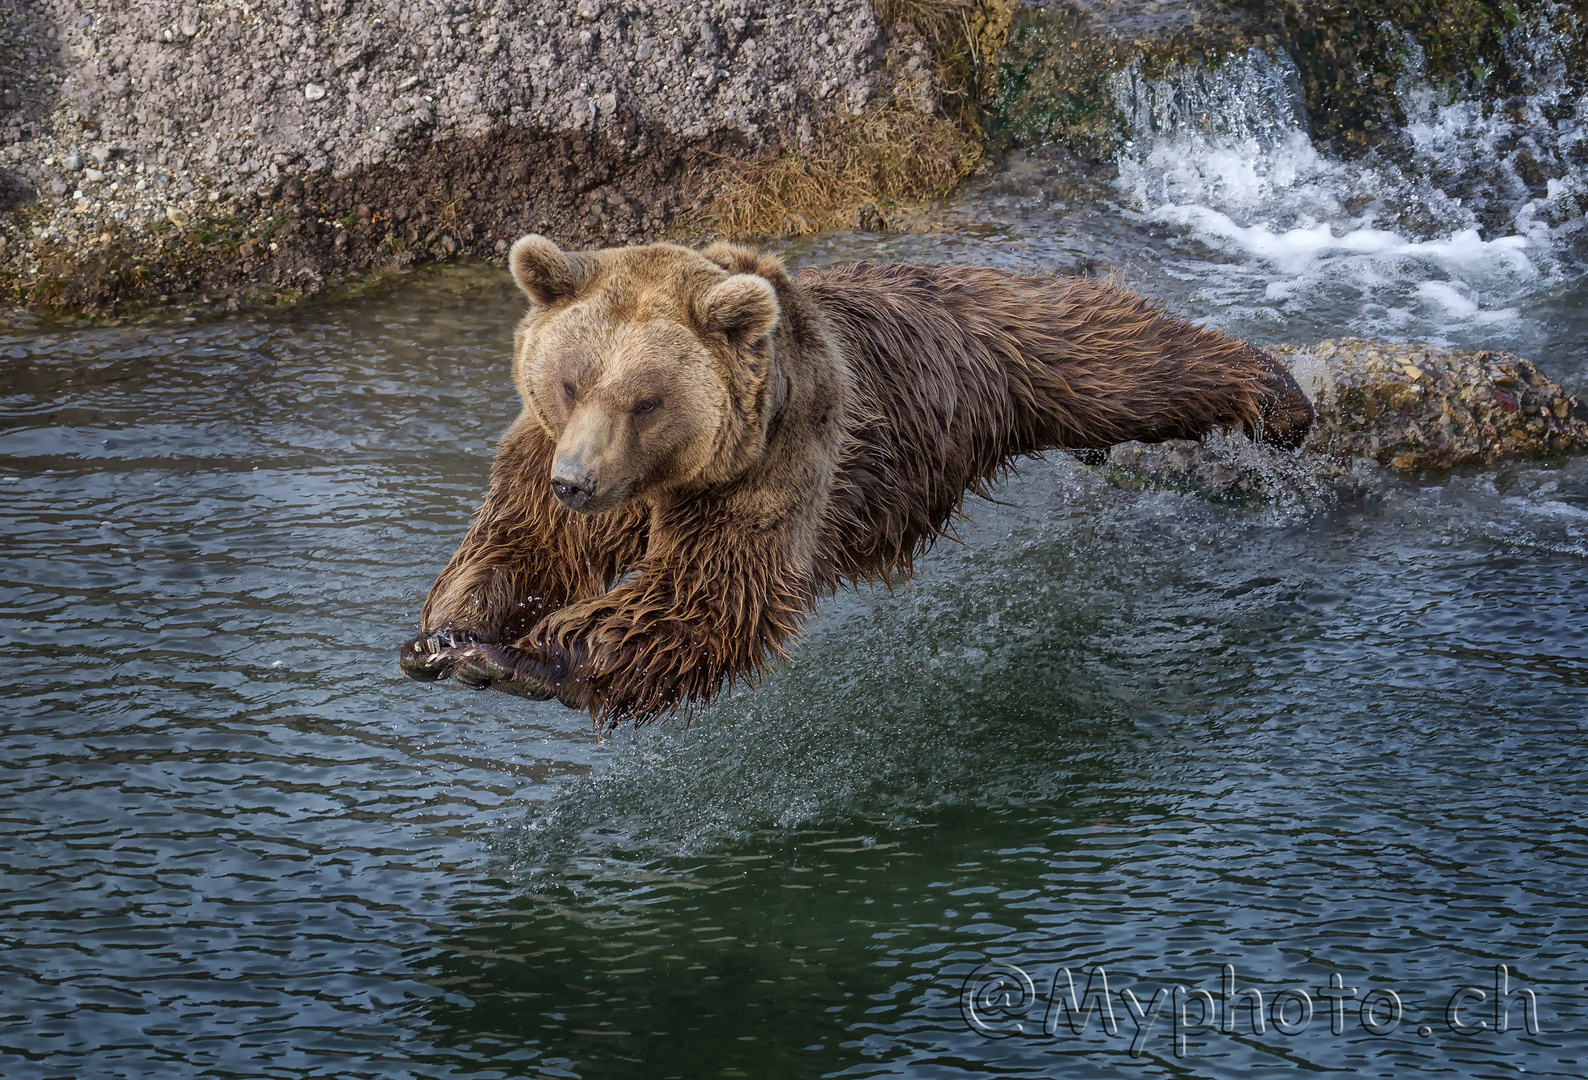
551 476 594 511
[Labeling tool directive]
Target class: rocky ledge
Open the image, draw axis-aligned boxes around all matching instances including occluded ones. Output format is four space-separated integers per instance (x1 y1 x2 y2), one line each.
0 0 915 313
1100 339 1588 499
1282 339 1588 469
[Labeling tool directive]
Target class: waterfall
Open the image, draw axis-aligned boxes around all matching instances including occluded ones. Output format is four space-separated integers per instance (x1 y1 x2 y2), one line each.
1103 22 1586 340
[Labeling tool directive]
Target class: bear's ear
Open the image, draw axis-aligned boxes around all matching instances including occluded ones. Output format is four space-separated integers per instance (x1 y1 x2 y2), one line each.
509 234 590 307
701 242 789 284
695 273 780 347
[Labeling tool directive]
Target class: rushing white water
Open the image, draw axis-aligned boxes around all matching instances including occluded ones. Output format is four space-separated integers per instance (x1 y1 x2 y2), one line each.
1110 27 1588 342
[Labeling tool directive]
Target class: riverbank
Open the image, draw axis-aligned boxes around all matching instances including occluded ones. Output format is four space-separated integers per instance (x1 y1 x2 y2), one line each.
2 1 1582 316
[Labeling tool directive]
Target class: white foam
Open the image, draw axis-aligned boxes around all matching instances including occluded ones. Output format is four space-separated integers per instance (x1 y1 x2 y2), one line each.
1109 39 1584 339
1148 203 1537 279
1415 280 1520 324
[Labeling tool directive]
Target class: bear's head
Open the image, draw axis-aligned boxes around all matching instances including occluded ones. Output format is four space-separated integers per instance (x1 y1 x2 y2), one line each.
508 235 790 514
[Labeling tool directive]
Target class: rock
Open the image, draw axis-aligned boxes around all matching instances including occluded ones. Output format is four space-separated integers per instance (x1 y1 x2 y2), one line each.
1096 338 1588 500
1099 431 1352 502
165 208 190 227
0 0 894 312
854 202 885 231
989 1 1585 160
1279 338 1588 469
83 168 105 182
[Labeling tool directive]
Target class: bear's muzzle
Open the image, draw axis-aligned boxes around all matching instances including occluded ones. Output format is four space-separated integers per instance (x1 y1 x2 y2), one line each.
550 474 596 511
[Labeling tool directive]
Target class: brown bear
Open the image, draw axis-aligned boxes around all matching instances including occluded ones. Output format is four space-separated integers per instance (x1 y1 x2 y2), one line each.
400 236 1313 728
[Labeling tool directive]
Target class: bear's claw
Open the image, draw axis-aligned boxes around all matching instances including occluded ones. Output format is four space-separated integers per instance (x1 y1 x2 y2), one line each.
401 630 569 703
399 628 490 682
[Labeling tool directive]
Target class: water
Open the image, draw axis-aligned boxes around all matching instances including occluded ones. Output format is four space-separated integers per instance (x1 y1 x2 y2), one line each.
3 33 1588 1080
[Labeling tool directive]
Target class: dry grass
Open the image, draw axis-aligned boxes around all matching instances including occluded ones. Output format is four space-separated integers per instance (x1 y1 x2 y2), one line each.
876 0 984 50
702 105 983 239
693 1 1014 241
881 0 1016 113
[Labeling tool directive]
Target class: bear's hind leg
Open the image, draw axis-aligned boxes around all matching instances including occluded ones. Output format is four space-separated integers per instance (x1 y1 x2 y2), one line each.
1016 279 1314 453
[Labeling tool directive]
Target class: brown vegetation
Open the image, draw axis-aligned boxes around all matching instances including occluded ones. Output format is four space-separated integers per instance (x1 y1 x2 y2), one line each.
697 103 984 239
695 1 1015 240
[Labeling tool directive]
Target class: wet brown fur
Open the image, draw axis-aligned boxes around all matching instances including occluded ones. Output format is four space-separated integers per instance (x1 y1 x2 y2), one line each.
401 239 1313 729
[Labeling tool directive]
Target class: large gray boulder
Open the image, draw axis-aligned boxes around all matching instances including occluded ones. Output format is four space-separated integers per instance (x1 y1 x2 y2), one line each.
15 0 882 181
0 0 889 308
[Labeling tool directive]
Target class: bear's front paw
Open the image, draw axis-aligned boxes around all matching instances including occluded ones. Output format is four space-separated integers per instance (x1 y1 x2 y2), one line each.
447 643 560 701
400 629 476 682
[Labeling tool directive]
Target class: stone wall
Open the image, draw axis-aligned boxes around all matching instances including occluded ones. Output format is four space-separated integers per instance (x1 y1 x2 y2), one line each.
32 0 883 182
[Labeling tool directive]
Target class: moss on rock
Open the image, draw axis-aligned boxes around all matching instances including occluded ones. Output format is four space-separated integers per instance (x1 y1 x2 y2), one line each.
1261 0 1554 152
985 1 1282 158
989 6 1130 158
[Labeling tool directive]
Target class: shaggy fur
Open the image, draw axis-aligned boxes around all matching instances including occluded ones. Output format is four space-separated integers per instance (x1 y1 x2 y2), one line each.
401 238 1313 728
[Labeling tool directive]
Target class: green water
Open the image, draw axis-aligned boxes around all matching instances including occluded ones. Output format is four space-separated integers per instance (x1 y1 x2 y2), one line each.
3 255 1585 1077
7 36 1588 1067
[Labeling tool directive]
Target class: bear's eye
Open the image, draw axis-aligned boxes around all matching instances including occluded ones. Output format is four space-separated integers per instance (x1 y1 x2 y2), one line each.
632 397 661 416
562 380 577 403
